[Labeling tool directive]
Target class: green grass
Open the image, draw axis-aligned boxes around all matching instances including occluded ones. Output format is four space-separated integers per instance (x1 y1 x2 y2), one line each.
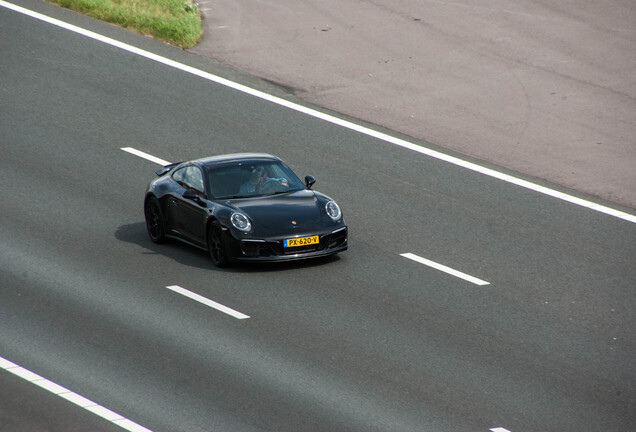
49 0 202 48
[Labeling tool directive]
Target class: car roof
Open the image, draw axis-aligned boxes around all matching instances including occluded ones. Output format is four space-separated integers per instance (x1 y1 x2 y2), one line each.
192 153 281 168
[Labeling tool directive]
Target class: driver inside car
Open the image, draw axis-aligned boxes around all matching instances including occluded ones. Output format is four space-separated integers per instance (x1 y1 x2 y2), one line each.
239 165 288 194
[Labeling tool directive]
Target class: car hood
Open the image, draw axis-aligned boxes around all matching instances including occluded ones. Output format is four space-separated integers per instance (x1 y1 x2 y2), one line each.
228 190 324 236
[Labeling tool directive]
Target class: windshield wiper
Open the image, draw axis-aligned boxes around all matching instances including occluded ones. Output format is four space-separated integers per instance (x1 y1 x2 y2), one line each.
259 190 294 197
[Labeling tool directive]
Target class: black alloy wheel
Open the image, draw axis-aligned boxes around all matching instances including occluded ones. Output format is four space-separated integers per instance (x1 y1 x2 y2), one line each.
145 196 166 243
208 222 229 267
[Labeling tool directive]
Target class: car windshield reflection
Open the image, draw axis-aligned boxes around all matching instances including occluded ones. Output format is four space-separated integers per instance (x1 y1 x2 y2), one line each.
207 161 305 199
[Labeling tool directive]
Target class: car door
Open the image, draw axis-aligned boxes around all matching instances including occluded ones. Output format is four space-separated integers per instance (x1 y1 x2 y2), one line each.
164 166 188 237
168 165 208 247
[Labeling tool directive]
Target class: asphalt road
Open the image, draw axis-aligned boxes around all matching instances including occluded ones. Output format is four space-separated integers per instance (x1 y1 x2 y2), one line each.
1 1 635 431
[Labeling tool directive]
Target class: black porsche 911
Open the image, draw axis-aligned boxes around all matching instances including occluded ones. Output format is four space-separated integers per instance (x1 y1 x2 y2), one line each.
144 153 348 267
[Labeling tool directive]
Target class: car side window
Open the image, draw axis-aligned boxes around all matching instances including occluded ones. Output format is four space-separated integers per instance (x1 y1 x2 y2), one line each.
172 167 187 187
185 166 205 195
172 166 204 193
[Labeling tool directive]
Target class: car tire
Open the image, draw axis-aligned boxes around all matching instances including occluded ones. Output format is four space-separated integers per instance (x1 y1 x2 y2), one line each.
145 196 166 244
208 222 229 267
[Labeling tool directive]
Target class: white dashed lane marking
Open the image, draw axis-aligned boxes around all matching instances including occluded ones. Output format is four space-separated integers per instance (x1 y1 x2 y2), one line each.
167 285 251 319
401 253 490 286
121 147 170 166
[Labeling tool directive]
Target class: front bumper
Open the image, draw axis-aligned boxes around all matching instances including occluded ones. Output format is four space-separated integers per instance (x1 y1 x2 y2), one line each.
230 226 348 262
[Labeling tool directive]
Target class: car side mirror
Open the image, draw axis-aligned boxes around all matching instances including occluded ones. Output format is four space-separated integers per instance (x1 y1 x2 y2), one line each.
183 189 205 205
305 175 316 189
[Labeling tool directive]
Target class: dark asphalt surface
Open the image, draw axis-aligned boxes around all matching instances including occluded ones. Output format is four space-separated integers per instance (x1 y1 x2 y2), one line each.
1 1 635 431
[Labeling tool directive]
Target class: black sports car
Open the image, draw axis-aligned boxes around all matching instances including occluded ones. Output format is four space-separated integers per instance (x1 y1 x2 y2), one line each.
144 153 348 267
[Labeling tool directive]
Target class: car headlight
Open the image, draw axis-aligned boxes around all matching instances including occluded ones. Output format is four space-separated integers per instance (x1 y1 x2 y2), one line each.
325 201 342 221
230 212 252 232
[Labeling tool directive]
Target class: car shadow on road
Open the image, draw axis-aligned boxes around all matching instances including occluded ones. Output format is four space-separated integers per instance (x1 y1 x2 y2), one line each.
115 222 341 273
115 222 214 271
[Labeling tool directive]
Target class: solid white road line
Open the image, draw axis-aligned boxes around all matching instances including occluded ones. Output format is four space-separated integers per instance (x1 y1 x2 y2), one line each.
166 285 250 319
121 147 170 166
401 253 490 286
3 0 635 225
490 428 512 432
0 356 152 432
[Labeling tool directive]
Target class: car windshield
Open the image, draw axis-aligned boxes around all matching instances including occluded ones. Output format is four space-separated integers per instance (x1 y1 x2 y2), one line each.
206 160 306 199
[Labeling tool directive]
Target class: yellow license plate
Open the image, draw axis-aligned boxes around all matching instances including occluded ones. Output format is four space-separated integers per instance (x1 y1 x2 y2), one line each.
284 235 319 248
